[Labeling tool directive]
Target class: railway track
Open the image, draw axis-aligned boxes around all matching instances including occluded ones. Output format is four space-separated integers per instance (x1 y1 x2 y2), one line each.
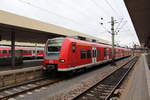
73 56 139 100
0 76 64 100
0 56 136 100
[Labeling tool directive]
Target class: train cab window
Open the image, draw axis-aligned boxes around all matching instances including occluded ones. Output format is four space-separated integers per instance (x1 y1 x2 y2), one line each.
46 38 63 53
3 50 7 54
87 50 91 58
80 50 87 59
48 46 61 52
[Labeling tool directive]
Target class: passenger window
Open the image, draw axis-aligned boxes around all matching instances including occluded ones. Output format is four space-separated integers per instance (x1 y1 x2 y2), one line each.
24 50 27 53
33 50 35 53
104 48 107 56
8 50 11 54
3 50 7 54
110 50 112 56
29 51 32 53
80 50 87 59
87 50 91 58
97 50 100 57
37 50 40 53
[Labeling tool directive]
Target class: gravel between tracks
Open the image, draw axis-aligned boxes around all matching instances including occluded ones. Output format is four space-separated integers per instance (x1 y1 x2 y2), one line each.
47 57 132 100
13 57 132 100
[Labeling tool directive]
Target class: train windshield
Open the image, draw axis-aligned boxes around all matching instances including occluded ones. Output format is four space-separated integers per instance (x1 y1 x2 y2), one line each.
46 38 64 59
47 46 61 52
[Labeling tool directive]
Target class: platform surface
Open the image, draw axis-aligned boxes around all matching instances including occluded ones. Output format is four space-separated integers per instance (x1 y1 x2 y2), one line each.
0 59 42 72
120 54 150 100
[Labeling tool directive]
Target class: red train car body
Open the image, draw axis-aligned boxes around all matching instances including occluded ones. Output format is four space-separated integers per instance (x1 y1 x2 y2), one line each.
43 37 131 71
0 46 44 65
20 48 44 59
0 47 23 65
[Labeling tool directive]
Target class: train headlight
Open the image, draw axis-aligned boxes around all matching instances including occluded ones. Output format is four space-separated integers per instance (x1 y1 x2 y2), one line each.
59 59 65 63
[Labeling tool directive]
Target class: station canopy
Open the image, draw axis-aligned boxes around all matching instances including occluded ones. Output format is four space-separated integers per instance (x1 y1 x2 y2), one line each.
0 10 108 45
124 0 150 48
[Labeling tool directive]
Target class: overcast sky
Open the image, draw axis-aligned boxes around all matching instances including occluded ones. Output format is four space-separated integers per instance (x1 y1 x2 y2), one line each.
0 0 140 47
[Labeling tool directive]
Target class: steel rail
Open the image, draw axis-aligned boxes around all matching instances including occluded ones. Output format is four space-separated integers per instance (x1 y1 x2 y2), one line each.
105 57 138 100
73 56 138 100
0 56 134 100
0 77 64 99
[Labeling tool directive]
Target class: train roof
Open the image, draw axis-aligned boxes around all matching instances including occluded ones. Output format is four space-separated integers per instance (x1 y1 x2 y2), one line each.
47 37 131 50
66 37 130 50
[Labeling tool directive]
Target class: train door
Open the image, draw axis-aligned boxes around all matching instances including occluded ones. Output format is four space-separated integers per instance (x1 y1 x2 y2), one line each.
106 48 109 60
32 50 36 58
92 47 97 63
71 42 76 67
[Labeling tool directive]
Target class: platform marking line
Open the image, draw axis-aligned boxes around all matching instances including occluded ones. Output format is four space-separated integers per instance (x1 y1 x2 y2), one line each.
41 87 46 89
13 88 21 92
20 86 29 89
18 95 25 98
8 98 16 100
27 92 32 95
4 90 13 94
143 54 150 98
34 89 40 92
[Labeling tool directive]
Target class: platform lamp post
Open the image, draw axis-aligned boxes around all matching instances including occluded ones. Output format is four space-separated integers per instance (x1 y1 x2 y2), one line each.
100 17 117 66
111 17 116 65
11 31 16 68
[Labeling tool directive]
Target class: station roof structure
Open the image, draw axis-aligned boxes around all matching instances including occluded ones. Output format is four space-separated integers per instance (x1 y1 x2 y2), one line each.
0 10 108 44
124 0 150 48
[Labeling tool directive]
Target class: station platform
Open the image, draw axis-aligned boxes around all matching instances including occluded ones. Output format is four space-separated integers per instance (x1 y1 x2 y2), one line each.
120 54 150 100
0 60 43 88
0 59 42 71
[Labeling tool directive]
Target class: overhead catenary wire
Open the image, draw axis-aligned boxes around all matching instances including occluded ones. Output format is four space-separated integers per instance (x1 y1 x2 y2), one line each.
18 0 130 43
104 0 124 19
90 0 112 18
99 22 111 34
19 0 111 32
116 21 128 34
18 0 89 27
115 18 124 33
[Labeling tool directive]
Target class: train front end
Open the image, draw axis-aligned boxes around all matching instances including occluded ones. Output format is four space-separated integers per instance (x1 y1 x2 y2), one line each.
42 38 65 71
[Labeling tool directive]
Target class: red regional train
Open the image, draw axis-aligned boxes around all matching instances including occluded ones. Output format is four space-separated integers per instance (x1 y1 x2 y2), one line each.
0 46 44 59
0 47 23 65
19 47 44 59
0 46 44 65
42 37 131 72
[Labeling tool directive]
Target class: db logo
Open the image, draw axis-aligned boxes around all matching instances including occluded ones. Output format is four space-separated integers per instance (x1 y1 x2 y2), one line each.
49 60 54 63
